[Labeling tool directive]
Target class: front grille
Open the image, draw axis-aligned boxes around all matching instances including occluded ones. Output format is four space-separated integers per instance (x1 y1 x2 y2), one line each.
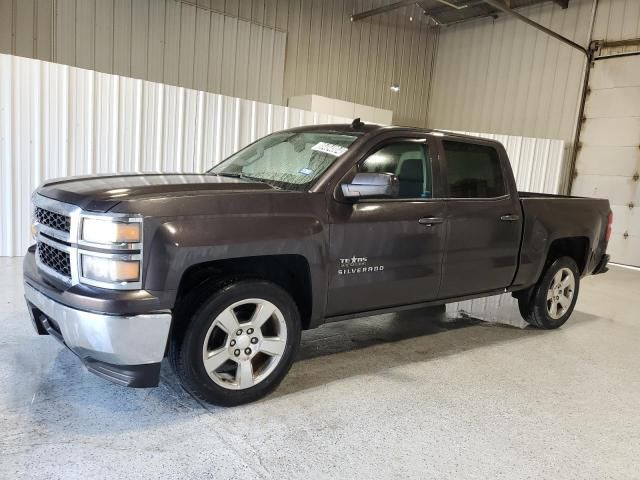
37 242 71 278
35 207 71 233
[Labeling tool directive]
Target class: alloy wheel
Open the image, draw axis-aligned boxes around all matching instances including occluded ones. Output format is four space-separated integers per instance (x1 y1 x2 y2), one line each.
546 267 575 320
201 298 288 390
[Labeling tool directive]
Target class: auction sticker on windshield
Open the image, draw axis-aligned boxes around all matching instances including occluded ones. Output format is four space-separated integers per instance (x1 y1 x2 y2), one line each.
311 142 348 157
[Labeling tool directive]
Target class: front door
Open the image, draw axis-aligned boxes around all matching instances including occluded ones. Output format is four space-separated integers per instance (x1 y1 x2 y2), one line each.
326 138 447 316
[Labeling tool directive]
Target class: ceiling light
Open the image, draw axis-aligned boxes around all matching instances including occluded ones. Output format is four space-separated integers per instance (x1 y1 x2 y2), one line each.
390 83 400 93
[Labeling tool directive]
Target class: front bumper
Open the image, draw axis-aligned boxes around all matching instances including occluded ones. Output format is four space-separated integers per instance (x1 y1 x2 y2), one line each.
24 282 172 388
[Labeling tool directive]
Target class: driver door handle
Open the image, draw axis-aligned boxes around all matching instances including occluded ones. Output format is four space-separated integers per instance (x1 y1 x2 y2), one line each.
418 217 444 226
500 214 520 222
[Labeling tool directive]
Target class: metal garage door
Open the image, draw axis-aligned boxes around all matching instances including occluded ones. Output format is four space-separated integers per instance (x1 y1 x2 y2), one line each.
572 53 640 267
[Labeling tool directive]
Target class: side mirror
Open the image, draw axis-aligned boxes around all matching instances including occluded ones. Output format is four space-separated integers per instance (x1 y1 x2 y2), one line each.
341 172 399 200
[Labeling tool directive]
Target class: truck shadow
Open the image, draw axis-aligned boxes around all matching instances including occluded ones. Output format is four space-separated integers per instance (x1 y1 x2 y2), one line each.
269 306 600 399
8 305 599 436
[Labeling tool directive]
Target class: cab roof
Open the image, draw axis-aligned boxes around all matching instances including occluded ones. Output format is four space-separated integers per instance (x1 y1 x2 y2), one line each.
282 122 492 144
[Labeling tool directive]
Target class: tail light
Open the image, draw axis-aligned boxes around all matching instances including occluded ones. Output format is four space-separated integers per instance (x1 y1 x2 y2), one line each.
606 211 613 242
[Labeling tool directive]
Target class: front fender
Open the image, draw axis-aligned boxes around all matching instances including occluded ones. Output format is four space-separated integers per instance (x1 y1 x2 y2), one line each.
143 213 328 321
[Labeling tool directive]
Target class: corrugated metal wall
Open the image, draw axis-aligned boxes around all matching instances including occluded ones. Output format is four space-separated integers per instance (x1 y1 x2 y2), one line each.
0 53 565 256
0 0 439 128
593 0 640 55
1 0 637 148
426 0 640 159
0 0 287 105
428 0 594 144
281 1 438 127
0 53 351 256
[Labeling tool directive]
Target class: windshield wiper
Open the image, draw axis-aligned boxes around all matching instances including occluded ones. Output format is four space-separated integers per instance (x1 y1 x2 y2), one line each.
212 172 241 178
213 172 277 188
239 174 273 185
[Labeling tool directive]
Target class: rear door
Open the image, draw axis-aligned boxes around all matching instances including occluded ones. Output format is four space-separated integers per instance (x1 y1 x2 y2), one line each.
437 138 522 298
326 136 447 316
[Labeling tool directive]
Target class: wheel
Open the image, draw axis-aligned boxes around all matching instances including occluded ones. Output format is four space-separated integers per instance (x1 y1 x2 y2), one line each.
169 279 301 406
517 256 580 329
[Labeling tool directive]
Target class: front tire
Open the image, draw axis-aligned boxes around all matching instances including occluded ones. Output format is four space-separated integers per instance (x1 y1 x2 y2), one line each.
517 256 580 329
169 279 301 406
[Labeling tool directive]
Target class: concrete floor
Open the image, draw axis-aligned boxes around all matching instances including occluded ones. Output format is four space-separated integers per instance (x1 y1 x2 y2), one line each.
1 257 639 479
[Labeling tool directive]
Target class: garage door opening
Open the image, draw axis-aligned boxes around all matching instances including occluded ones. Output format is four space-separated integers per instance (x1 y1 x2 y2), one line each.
572 51 640 267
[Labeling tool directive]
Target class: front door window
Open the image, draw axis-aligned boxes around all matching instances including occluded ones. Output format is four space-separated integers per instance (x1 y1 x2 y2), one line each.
359 142 433 199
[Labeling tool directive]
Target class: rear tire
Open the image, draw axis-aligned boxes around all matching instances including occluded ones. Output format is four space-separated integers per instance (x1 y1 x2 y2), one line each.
169 279 301 406
517 256 580 329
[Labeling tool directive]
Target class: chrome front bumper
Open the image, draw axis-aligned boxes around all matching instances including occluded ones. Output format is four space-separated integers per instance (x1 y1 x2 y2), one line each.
24 282 172 387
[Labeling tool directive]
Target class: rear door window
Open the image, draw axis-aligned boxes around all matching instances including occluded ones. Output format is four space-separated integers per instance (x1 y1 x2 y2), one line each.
442 141 505 198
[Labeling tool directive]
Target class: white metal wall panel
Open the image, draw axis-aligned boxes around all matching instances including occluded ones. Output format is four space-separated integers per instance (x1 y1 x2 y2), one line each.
0 53 349 256
1 53 566 257
572 54 640 266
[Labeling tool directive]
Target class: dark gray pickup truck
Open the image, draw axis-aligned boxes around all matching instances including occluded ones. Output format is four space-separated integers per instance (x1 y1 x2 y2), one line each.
24 121 611 405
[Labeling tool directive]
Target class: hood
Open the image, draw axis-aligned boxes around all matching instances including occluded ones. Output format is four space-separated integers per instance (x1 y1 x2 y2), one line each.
37 173 274 212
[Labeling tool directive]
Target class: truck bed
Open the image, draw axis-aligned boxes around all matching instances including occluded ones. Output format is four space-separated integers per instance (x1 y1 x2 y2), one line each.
518 191 585 199
514 192 611 287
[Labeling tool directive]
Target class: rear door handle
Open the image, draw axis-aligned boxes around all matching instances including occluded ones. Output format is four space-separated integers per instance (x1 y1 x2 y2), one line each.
418 217 444 226
500 214 520 222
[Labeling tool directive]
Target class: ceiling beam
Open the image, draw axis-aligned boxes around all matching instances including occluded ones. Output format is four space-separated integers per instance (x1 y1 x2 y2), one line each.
437 12 498 26
481 0 587 56
432 0 468 9
351 0 492 23
350 0 573 25
427 0 488 16
350 0 416 22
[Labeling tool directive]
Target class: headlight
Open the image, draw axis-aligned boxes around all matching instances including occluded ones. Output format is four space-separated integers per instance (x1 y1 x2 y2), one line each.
82 217 141 245
81 254 140 283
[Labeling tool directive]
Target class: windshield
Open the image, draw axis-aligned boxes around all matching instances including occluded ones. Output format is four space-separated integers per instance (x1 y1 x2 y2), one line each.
209 131 360 191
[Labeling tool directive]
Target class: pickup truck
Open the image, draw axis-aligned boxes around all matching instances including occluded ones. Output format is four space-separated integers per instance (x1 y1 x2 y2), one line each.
24 121 612 406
